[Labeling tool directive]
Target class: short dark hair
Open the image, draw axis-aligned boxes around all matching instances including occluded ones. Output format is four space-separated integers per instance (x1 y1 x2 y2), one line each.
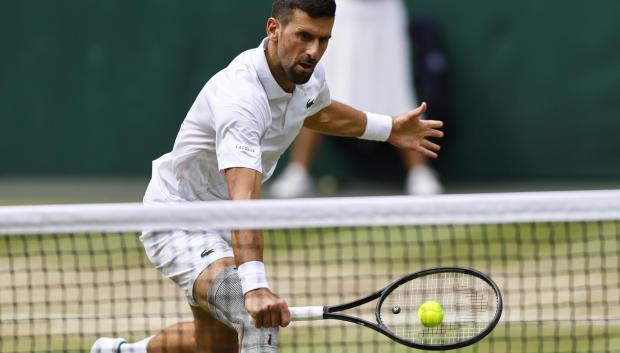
272 0 336 24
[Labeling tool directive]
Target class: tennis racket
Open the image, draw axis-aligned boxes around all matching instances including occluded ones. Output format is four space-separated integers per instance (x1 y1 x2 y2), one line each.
288 267 502 350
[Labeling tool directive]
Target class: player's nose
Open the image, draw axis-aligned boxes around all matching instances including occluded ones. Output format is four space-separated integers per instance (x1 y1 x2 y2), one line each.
305 40 320 60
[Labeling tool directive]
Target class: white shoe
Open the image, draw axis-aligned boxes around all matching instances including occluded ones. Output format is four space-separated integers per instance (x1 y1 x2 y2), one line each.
406 166 443 195
90 337 127 353
269 163 314 198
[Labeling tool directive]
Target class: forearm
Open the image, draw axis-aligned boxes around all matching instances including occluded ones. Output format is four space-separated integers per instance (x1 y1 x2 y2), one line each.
225 167 264 266
232 229 263 266
304 100 393 142
232 227 270 295
303 100 368 137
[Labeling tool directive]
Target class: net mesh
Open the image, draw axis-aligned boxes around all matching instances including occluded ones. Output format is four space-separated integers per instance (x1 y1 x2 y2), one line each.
1 191 619 353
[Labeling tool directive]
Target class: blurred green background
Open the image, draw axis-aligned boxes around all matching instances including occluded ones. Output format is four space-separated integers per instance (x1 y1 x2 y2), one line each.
1 0 619 201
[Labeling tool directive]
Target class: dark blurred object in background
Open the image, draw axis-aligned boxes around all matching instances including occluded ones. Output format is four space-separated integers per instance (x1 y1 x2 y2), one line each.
410 17 453 136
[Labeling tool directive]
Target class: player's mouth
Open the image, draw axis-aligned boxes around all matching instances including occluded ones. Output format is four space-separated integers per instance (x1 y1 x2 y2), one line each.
297 62 315 71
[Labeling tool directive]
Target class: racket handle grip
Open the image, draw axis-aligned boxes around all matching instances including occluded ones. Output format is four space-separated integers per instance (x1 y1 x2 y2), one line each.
290 306 325 321
250 306 324 326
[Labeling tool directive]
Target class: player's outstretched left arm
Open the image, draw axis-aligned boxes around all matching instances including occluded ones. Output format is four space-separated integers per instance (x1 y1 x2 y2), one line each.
304 100 443 158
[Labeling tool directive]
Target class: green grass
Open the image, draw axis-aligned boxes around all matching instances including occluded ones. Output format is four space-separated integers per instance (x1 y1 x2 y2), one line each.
1 221 619 352
278 323 620 353
2 322 618 353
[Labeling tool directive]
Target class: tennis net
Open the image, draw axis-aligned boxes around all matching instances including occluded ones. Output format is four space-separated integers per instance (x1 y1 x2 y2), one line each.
1 190 619 353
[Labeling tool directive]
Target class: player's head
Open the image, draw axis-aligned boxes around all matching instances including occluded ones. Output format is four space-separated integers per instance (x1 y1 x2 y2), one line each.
267 0 336 85
271 0 336 24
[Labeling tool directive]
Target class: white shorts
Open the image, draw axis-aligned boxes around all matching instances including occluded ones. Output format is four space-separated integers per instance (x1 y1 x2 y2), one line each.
139 229 234 306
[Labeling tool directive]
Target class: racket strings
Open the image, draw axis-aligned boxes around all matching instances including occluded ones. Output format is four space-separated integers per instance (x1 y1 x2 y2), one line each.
380 272 498 345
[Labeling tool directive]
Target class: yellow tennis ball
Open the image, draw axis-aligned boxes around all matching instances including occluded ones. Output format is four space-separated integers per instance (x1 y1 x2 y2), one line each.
418 301 444 328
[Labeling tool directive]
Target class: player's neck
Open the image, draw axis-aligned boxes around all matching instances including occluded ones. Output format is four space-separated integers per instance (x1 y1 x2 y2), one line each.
265 40 296 93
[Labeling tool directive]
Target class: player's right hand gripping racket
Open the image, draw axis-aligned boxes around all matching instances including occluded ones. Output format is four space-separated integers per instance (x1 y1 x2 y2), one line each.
289 267 502 350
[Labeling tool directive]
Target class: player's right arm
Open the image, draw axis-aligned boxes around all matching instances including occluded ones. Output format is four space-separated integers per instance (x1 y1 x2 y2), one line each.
225 167 291 328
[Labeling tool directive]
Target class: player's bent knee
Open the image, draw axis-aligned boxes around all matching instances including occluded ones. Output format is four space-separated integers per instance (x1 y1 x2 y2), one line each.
193 257 236 309
207 267 279 353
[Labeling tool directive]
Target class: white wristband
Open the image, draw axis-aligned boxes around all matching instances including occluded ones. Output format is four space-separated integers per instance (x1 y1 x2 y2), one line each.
237 261 270 295
359 112 393 141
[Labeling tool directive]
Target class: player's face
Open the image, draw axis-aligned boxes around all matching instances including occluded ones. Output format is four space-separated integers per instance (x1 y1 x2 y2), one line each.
270 10 334 85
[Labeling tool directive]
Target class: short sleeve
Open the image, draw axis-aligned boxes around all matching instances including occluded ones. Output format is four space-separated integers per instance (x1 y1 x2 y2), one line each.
307 63 332 116
213 100 267 173
307 82 331 117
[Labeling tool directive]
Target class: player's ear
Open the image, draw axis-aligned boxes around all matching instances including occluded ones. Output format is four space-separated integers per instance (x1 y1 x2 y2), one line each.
266 17 280 41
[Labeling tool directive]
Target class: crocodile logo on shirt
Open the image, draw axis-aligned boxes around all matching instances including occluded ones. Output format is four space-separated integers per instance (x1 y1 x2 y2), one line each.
306 98 315 109
201 249 215 258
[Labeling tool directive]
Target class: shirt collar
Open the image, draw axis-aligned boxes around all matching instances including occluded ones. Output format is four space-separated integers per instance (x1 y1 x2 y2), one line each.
253 38 292 100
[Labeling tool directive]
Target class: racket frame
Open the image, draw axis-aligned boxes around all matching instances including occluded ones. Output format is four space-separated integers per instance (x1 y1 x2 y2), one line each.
375 267 503 350
300 267 503 351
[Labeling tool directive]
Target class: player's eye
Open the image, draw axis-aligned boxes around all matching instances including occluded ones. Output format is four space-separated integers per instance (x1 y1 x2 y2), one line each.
298 32 313 42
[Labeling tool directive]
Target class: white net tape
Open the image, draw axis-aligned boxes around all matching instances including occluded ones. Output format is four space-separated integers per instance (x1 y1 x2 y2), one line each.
1 190 620 235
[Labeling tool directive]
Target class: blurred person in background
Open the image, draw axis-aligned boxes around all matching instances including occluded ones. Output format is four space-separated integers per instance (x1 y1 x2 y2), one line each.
270 0 443 198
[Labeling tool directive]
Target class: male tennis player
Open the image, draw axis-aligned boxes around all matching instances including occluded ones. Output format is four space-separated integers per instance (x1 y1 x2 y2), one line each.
92 1 443 352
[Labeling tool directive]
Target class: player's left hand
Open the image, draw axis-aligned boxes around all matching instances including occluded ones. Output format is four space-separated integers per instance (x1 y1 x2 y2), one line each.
387 102 444 158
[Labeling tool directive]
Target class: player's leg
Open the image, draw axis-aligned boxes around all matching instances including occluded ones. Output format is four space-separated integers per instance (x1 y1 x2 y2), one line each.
92 314 234 353
142 230 277 352
191 304 239 353
270 128 323 198
193 257 279 353
148 232 238 352
91 230 238 353
144 321 194 353
144 305 237 353
190 257 240 352
402 149 443 195
143 256 279 353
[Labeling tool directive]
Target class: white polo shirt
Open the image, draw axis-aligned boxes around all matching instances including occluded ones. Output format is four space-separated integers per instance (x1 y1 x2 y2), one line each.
144 38 331 203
